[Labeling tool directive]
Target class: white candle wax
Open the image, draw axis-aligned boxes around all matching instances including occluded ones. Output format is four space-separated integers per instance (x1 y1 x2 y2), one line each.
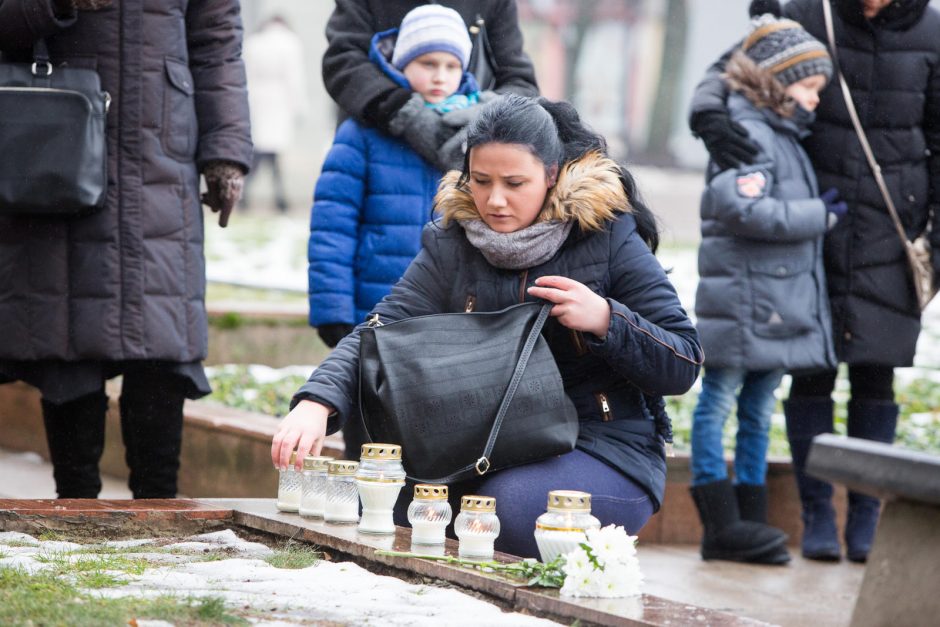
410 519 447 545
357 481 403 534
534 529 587 564
458 533 495 559
276 479 301 513
324 497 359 523
298 483 326 518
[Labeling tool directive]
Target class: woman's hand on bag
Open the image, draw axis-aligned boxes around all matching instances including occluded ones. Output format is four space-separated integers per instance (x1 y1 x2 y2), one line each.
528 275 610 338
271 400 331 470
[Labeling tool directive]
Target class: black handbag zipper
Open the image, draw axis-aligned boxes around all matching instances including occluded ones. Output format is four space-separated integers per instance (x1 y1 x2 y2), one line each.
595 392 612 421
464 294 476 312
0 86 110 112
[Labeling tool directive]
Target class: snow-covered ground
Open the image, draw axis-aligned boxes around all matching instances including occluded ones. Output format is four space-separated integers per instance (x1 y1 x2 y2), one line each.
0 529 559 626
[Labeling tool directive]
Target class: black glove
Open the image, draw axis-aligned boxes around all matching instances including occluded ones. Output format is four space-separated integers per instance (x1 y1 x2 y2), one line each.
691 110 760 170
317 323 354 348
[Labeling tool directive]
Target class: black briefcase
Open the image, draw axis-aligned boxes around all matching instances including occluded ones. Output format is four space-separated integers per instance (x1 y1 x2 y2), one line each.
0 40 109 215
359 302 579 484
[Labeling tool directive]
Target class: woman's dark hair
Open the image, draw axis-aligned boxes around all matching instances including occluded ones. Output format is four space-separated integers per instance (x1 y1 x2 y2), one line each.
459 95 659 252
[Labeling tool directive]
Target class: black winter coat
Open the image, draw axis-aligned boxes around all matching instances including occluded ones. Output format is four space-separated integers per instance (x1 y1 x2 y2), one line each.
293 154 702 510
0 1 252 396
323 0 539 126
689 0 940 366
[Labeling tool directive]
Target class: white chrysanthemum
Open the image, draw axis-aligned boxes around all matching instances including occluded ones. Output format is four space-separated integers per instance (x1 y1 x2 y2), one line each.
586 525 637 566
599 561 643 598
560 567 601 597
561 546 591 576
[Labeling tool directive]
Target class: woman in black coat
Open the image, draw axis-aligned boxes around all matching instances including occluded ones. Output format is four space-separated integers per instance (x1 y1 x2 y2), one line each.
688 0 940 563
0 0 252 499
273 95 701 558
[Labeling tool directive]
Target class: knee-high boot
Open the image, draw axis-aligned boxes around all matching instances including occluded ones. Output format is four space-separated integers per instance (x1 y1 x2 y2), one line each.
785 397 840 560
41 392 109 498
119 372 186 499
844 399 897 563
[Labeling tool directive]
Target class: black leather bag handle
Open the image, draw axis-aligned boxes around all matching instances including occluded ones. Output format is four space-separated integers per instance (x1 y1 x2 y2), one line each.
361 302 553 484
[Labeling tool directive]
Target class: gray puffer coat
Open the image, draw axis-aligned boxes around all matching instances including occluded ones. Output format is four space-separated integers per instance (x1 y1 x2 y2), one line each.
696 91 836 372
0 0 252 399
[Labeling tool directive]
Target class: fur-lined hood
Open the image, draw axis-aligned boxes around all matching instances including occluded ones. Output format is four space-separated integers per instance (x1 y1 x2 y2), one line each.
434 151 631 232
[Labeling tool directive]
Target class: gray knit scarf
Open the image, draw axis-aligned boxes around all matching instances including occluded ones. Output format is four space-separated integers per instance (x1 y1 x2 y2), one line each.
459 218 574 270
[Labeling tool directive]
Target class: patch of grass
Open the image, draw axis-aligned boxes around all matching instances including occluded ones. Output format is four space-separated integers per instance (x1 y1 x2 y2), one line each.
0 566 248 626
263 542 320 570
37 530 62 542
1 540 38 549
205 365 309 418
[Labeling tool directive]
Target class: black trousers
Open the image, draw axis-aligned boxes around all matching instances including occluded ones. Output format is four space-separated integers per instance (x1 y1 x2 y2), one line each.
789 365 894 401
41 367 187 499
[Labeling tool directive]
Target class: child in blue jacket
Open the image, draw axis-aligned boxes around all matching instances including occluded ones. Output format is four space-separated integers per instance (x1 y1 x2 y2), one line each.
690 6 843 565
308 5 483 349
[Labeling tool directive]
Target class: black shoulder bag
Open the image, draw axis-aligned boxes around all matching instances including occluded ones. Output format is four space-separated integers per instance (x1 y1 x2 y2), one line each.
0 40 109 216
359 302 579 484
468 15 498 91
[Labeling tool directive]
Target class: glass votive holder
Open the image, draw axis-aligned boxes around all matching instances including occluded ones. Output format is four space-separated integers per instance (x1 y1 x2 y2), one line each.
299 455 333 518
407 484 452 545
324 460 360 524
533 490 601 563
276 451 302 513
356 443 406 535
454 495 500 560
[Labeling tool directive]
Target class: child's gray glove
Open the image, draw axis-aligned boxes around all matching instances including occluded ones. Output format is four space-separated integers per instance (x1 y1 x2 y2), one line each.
435 91 500 172
389 94 458 172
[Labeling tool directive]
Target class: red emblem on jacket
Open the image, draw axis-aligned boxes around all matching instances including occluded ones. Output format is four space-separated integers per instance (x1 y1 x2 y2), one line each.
736 171 767 199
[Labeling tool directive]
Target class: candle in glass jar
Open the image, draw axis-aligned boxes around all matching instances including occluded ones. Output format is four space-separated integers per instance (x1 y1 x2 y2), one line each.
533 490 601 563
276 451 302 512
324 460 360 523
406 484 452 545
356 443 406 535
455 495 499 559
299 455 333 518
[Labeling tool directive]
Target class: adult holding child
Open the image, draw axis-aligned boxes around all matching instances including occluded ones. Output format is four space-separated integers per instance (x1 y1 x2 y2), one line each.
277 95 703 558
688 0 940 563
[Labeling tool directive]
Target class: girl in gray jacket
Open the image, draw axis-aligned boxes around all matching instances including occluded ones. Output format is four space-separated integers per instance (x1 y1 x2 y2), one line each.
690 11 840 565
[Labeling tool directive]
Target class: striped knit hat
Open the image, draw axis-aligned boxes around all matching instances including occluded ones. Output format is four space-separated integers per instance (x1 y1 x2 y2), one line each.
392 5 472 70
742 14 832 87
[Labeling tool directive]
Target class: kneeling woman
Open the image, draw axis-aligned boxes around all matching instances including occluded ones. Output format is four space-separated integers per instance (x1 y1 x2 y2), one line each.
272 95 702 557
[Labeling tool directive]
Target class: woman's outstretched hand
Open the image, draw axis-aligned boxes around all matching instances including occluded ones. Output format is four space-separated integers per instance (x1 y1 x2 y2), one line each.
527 275 610 339
271 400 331 470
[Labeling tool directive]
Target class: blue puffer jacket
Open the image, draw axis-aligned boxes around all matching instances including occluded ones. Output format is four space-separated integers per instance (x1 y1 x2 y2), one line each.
695 87 836 372
308 28 479 327
294 153 703 511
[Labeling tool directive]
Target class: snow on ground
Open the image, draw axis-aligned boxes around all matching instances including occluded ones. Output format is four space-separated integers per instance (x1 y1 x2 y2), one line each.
0 530 559 626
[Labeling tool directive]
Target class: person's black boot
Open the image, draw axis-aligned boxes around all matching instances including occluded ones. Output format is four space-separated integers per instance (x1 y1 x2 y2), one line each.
785 397 840 561
844 399 898 563
119 371 186 499
691 479 788 563
735 483 791 564
41 391 109 498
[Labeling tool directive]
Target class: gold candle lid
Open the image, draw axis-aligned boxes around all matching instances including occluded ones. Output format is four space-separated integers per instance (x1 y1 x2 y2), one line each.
360 443 402 461
303 455 333 471
547 490 592 512
327 460 359 476
414 484 448 500
460 495 496 512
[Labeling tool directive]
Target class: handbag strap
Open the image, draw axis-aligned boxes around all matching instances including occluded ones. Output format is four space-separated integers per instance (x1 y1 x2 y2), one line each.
374 302 554 485
821 0 927 304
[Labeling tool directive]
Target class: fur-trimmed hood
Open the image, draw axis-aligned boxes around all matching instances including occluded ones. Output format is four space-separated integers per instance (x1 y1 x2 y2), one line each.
434 151 631 232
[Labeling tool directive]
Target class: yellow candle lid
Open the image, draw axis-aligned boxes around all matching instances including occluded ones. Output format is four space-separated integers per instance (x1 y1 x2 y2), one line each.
414 484 448 500
547 490 592 512
460 495 495 512
360 443 402 461
303 455 333 471
327 460 359 476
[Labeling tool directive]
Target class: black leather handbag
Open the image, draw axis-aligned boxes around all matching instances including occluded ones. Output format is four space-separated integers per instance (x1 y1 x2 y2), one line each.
468 15 498 91
0 40 109 216
359 302 579 484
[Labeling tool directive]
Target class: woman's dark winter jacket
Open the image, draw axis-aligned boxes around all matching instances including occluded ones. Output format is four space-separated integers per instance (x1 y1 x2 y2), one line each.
0 0 252 400
309 29 479 327
697 88 836 372
689 0 940 367
323 0 538 127
294 154 703 510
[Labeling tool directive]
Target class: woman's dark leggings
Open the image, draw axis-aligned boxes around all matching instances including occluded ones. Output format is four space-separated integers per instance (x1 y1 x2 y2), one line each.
41 368 187 499
393 449 654 559
789 365 894 400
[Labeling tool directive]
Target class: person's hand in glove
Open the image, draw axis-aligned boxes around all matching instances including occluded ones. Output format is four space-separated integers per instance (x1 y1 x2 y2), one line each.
389 93 460 172
202 161 245 228
317 323 354 348
434 92 501 172
691 110 760 170
821 187 848 228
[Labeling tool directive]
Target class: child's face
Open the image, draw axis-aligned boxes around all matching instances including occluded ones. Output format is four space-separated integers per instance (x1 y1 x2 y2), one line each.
785 74 828 112
403 51 463 104
468 142 555 233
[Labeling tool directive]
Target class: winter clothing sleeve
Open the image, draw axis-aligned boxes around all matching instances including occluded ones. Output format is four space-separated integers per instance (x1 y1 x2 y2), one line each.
926 50 940 276
0 0 76 49
484 0 540 97
185 0 252 172
308 120 369 329
584 217 702 396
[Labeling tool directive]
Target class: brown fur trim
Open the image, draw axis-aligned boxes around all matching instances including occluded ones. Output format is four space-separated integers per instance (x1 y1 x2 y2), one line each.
435 151 630 232
724 50 795 118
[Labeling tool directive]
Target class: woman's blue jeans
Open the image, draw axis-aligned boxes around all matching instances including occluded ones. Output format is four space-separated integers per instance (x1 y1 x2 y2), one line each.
691 367 784 486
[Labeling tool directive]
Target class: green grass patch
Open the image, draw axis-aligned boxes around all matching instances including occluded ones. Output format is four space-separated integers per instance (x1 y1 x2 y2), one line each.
206 365 309 418
263 542 320 570
0 566 248 626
